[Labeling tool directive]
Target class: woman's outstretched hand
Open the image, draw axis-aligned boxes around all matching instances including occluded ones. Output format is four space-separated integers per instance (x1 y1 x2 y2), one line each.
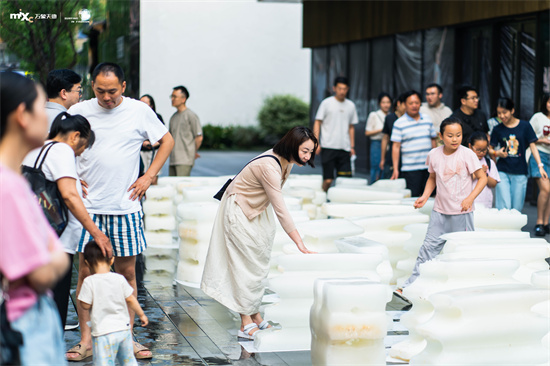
296 241 316 254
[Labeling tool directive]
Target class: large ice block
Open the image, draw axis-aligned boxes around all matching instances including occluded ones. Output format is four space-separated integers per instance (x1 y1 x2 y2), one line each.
286 174 323 191
411 284 549 365
439 242 550 283
473 207 527 230
370 178 406 190
144 215 176 231
327 187 406 203
180 186 219 202
390 258 520 361
283 219 364 253
350 214 429 232
142 199 174 216
334 237 393 284
322 203 416 218
531 271 550 349
145 184 176 200
310 279 391 366
439 231 530 241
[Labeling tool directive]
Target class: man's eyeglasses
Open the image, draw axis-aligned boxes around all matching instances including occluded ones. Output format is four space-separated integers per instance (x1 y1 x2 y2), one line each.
466 96 480 101
69 88 82 96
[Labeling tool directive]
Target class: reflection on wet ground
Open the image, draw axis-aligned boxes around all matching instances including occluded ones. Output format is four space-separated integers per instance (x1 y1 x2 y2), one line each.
64 268 410 366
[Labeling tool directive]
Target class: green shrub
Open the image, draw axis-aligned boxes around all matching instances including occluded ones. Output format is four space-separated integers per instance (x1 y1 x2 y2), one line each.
201 124 268 150
257 94 310 143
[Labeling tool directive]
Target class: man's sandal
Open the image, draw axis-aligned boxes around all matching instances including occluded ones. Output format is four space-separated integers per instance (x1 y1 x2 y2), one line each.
133 341 152 360
66 343 92 362
237 323 259 340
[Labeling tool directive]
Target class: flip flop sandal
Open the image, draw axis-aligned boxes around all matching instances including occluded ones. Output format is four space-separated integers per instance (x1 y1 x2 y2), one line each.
133 341 152 360
66 343 92 362
237 322 259 340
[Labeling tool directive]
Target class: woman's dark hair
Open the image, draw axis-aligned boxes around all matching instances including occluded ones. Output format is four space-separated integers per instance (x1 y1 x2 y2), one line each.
48 112 95 148
273 126 318 168
378 92 392 106
1 71 39 141
540 93 550 115
440 116 463 134
140 94 156 112
496 97 515 111
469 130 488 145
83 240 109 268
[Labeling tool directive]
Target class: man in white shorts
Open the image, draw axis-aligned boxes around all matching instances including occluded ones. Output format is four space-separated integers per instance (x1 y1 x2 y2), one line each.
65 62 174 361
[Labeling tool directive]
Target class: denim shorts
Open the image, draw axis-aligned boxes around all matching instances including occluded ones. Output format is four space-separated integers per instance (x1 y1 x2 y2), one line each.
529 150 550 178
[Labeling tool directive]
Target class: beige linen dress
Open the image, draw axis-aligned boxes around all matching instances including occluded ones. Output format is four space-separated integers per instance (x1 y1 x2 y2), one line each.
200 150 296 315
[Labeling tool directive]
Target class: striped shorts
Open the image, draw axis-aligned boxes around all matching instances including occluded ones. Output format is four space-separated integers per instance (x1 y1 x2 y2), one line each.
78 211 146 257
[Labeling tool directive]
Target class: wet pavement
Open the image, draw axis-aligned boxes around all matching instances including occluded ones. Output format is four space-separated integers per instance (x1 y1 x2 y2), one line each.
63 150 548 366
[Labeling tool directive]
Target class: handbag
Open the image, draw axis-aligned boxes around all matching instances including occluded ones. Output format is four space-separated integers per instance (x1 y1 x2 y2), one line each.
0 273 23 365
22 142 69 236
214 155 282 201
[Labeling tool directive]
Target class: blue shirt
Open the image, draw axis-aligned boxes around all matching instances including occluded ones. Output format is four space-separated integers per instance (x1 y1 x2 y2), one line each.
390 112 437 171
490 119 537 175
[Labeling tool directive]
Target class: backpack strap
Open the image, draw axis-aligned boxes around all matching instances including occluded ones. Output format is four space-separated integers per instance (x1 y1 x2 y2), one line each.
33 141 58 170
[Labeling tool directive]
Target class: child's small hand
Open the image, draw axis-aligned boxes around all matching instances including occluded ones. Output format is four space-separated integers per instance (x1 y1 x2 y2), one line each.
414 196 427 209
139 313 148 327
482 165 488 173
461 197 474 212
496 147 507 158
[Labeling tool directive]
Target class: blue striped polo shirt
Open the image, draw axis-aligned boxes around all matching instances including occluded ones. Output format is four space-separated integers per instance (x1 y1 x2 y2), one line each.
390 112 436 171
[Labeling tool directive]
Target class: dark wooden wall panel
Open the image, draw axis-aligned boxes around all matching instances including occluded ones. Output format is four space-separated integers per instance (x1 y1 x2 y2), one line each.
303 0 550 47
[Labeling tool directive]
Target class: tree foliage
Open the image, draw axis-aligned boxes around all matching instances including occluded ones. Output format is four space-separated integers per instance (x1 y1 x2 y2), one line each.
257 94 310 143
0 0 87 83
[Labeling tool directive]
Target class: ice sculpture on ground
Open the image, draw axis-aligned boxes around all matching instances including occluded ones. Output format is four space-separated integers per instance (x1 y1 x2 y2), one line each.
254 253 385 352
334 237 393 284
176 201 219 285
322 203 417 219
440 241 550 283
142 185 178 281
531 271 550 349
389 258 520 361
281 219 364 254
327 186 407 203
310 278 392 366
473 207 527 230
411 284 549 365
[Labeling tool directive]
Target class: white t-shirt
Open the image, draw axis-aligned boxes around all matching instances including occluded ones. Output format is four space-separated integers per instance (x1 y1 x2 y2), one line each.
78 272 134 337
529 112 550 155
315 96 358 151
22 141 82 254
365 109 386 140
68 97 168 214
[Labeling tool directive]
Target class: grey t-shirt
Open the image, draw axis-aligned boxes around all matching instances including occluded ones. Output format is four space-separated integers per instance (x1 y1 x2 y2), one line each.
169 108 202 166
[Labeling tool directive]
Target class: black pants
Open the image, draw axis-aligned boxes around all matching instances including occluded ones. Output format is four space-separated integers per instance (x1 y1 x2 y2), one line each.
401 169 430 197
52 253 74 330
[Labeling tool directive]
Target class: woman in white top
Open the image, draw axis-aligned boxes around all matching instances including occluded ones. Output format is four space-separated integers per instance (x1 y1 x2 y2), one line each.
365 92 392 184
529 94 550 236
22 112 111 333
201 127 317 340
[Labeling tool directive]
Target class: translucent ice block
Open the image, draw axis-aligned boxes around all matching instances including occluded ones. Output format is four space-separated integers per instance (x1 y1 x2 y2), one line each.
411 284 550 365
144 215 176 231
334 177 368 186
143 231 174 246
370 178 406 190
390 258 520 361
142 199 174 216
334 237 393 284
145 184 176 200
286 174 323 191
180 186 218 202
350 214 429 232
327 187 405 203
473 207 527 230
322 203 416 218
310 278 392 366
176 201 219 221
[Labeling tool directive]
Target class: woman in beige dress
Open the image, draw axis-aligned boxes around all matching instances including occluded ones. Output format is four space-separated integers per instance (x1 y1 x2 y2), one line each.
201 126 318 340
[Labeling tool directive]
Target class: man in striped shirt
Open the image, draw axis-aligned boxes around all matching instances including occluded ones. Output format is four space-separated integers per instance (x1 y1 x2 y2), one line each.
390 90 437 197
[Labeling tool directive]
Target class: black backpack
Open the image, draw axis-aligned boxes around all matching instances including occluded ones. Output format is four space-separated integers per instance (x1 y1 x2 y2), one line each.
22 142 69 236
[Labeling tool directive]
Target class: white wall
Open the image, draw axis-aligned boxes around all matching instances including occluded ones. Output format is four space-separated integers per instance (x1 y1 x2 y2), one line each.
140 0 311 127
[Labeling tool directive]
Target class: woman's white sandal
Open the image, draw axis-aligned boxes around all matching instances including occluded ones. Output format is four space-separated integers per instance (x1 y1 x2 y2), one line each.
237 322 259 340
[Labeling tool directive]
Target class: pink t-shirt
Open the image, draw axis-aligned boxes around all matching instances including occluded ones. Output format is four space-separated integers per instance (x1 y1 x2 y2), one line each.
473 157 500 209
427 146 482 215
0 163 61 322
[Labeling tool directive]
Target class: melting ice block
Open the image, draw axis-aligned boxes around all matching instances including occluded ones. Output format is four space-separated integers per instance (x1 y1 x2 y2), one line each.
310 278 392 366
350 214 428 232
322 203 416 219
390 258 520 362
474 207 527 230
531 271 550 350
334 177 368 186
283 219 364 253
144 215 176 231
411 284 550 365
370 178 406 190
440 241 550 283
180 186 218 203
327 187 406 203
286 174 323 191
334 237 393 284
145 185 176 200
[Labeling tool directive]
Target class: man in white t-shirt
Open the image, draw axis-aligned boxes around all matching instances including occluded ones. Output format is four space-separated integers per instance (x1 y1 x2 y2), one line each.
419 83 452 143
313 76 358 192
66 62 174 361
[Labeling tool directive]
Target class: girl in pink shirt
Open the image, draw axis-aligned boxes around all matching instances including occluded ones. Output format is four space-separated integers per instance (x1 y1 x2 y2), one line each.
0 71 69 365
395 117 487 302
